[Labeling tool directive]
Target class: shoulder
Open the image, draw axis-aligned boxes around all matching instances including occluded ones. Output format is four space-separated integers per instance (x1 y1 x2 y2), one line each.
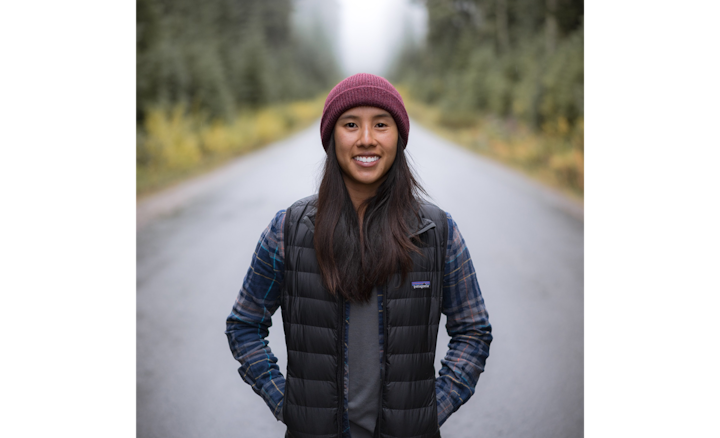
418 201 446 223
261 209 286 244
287 194 318 212
444 211 456 233
284 195 318 225
283 195 319 244
442 211 470 263
254 209 287 261
258 196 317 260
269 209 286 233
285 194 318 218
441 211 464 236
417 201 450 235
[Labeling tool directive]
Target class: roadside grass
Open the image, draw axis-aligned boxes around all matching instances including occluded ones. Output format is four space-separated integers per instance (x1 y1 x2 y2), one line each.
136 95 326 197
398 88 584 200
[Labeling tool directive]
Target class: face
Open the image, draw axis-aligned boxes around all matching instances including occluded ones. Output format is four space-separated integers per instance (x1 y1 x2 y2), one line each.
333 106 398 196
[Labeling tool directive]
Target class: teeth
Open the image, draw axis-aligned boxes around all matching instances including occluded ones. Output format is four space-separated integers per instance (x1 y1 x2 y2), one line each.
355 156 379 163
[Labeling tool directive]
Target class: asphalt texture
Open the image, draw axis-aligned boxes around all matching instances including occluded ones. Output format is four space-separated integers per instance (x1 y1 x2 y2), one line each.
137 120 584 438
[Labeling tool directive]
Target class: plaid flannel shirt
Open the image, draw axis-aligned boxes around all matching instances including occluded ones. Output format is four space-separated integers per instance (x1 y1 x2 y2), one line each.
225 209 492 431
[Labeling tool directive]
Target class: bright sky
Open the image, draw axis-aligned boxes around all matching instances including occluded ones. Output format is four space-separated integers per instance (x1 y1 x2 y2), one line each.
336 0 427 77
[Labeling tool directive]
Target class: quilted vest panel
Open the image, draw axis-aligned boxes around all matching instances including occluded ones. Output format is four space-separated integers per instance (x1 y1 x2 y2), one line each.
282 195 447 438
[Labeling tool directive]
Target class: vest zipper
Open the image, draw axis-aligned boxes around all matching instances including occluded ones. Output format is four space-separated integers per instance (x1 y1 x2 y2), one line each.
337 295 344 438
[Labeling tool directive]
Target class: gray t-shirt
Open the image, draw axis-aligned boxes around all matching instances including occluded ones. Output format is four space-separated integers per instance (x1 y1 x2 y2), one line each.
348 287 381 438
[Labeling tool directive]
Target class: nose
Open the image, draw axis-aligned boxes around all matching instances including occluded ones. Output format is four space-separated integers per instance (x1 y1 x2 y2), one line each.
359 124 375 147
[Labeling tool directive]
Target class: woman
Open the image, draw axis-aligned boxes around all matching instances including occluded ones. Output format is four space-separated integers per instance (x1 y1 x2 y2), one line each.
226 73 492 438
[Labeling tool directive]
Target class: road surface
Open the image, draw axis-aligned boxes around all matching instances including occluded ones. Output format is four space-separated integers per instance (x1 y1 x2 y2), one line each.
137 120 584 437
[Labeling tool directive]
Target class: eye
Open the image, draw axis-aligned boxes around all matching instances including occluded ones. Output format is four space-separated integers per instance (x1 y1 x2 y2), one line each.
345 122 357 128
376 123 387 128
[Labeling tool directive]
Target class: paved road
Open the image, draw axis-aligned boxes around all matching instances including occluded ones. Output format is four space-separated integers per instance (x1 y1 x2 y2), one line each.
137 120 584 438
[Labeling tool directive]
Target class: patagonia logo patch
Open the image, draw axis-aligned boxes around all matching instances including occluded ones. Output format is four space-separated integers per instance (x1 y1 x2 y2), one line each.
412 281 431 289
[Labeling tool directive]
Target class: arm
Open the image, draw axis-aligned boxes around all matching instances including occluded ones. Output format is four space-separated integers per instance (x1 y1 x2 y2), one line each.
225 210 287 422
436 213 493 426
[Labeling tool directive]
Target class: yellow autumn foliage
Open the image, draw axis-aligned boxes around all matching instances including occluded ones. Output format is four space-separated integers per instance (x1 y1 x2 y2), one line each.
137 95 326 195
400 90 583 198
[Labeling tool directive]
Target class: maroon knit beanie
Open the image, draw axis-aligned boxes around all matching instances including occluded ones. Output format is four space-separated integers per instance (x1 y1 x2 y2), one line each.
320 73 410 151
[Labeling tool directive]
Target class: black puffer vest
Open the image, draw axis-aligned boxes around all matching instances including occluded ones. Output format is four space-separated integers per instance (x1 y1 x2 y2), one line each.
282 195 448 438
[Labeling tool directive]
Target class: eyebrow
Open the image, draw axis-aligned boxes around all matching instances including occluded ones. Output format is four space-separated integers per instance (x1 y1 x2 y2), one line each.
338 112 392 120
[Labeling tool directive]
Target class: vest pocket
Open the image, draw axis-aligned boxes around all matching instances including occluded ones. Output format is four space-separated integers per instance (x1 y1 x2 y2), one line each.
381 405 439 437
384 379 435 409
285 375 337 408
283 403 338 435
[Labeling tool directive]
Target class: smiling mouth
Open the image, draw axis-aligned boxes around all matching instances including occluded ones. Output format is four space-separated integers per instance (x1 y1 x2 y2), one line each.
354 155 379 163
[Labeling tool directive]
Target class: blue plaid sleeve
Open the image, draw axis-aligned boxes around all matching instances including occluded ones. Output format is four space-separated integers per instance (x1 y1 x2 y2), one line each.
225 210 286 422
436 212 493 426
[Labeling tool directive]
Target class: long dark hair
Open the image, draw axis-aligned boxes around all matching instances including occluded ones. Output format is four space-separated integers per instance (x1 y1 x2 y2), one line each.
313 135 427 303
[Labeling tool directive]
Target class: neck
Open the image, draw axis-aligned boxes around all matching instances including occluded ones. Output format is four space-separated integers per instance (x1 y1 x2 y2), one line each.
342 176 384 229
347 188 372 214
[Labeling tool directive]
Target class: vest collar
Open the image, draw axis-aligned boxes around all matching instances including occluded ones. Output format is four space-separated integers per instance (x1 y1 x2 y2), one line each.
410 217 436 237
303 208 436 238
300 195 438 237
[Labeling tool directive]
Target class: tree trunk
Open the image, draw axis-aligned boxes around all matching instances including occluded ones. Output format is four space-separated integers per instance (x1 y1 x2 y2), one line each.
496 0 510 54
545 0 558 55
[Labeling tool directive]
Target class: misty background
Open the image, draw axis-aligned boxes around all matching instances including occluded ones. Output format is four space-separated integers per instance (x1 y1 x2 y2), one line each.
137 0 583 198
136 1 584 437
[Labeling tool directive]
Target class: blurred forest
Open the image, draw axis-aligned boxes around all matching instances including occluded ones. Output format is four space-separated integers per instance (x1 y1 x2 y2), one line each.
392 0 584 195
136 0 340 194
136 0 583 197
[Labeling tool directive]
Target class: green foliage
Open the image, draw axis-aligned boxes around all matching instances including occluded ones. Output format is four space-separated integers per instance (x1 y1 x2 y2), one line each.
391 0 583 194
392 0 583 129
136 0 341 122
136 0 340 195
